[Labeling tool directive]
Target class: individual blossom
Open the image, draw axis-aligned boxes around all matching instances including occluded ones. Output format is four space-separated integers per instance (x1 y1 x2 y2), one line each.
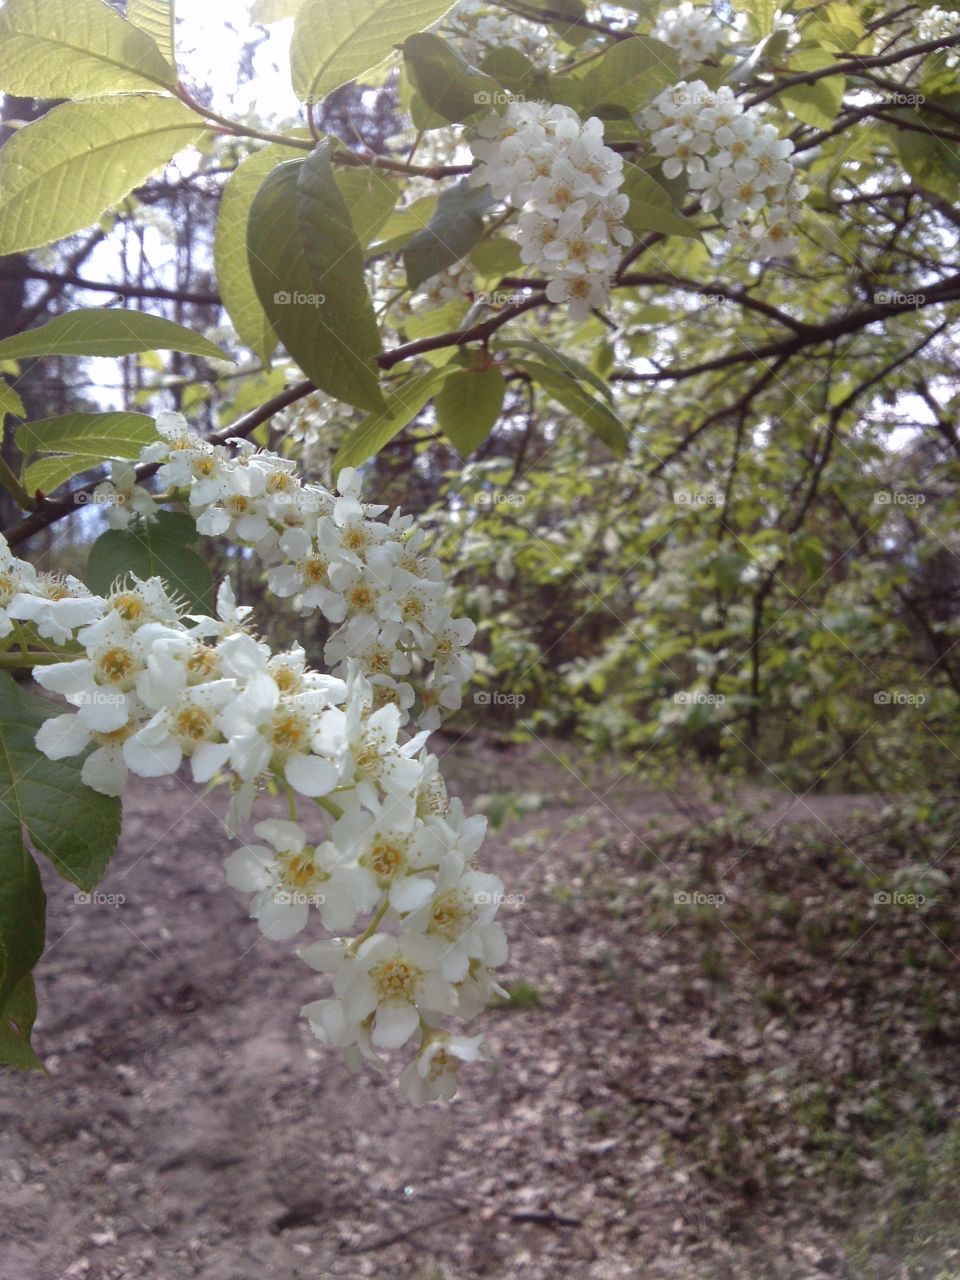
399 1032 485 1105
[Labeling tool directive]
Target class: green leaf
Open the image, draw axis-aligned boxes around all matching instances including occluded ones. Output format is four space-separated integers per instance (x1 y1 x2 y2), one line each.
778 52 845 128
0 381 25 421
126 0 175 65
0 0 176 97
19 412 158 495
491 337 612 401
0 670 123 895
335 167 401 248
0 310 229 362
435 366 506 455
0 832 44 1017
247 150 386 413
369 193 438 254
402 32 499 123
334 366 450 468
404 178 493 289
0 974 44 1071
252 0 306 19
86 510 214 613
291 0 459 103
215 145 297 364
581 36 680 112
0 96 206 255
24 454 108 497
513 358 627 458
622 166 701 240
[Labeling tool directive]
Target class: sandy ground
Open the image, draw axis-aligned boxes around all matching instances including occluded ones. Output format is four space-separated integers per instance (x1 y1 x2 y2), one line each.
1 737 959 1280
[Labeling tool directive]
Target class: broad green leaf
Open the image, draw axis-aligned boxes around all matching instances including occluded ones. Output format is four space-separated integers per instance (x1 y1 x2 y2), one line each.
0 670 123 895
0 974 44 1071
778 52 845 128
404 179 493 290
622 166 701 240
24 454 107 497
291 0 460 103
334 367 450 468
0 0 176 97
581 36 680 112
470 235 523 279
19 411 157 477
0 831 44 1017
892 114 960 201
491 337 612 401
0 96 206 255
0 381 25 421
126 0 175 65
402 32 499 123
214 145 292 364
0 310 229 362
740 0 777 39
247 151 386 413
86 510 214 613
369 193 438 255
251 0 306 20
513 358 627 459
335 168 401 248
436 367 506 455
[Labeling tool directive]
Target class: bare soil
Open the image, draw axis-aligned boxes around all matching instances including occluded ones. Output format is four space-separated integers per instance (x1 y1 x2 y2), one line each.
2 736 959 1280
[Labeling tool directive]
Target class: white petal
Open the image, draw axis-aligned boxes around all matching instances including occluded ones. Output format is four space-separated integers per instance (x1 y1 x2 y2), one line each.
371 1002 419 1049
225 845 275 892
35 713 90 760
256 897 308 940
389 875 436 914
80 747 126 797
284 752 338 798
123 734 182 778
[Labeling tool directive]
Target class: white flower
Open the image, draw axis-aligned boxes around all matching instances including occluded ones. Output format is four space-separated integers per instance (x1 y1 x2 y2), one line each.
222 673 340 798
124 679 235 782
225 819 363 939
404 853 507 981
399 1032 485 1105
333 932 458 1050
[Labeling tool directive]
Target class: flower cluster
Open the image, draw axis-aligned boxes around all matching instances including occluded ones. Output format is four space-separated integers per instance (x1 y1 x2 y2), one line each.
114 412 475 732
642 82 806 257
469 101 632 320
445 0 546 66
917 6 960 66
653 4 725 74
1 452 507 1103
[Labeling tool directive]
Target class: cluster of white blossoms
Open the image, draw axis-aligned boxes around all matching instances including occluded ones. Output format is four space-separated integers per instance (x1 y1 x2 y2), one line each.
414 260 476 311
653 3 725 74
642 82 807 257
469 101 632 320
1 444 508 1103
917 6 960 66
444 0 546 66
103 412 476 733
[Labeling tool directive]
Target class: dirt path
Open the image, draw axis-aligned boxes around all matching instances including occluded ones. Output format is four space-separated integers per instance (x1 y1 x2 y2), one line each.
1 739 958 1279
